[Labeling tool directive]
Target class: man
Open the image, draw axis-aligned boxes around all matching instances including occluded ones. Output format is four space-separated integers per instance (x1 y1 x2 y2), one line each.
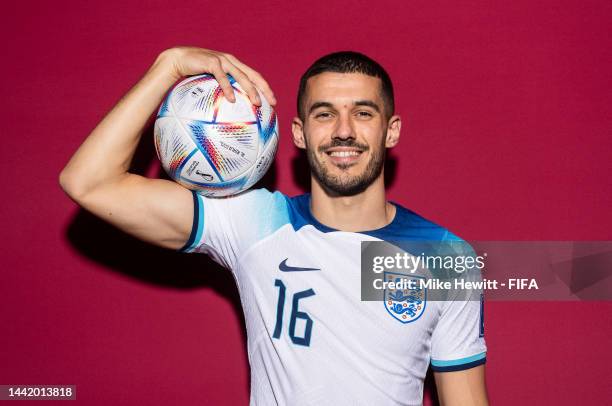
60 47 488 405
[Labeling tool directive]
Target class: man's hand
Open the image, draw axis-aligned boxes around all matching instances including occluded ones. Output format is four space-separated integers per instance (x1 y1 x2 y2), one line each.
162 46 276 106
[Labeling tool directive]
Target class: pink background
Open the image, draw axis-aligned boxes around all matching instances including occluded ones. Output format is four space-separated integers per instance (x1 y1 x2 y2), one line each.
2 0 611 404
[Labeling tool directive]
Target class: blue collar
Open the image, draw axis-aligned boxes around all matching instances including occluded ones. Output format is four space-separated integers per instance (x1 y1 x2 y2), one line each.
286 193 451 241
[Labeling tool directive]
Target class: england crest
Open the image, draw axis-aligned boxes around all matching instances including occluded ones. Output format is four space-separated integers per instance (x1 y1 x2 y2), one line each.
384 272 427 323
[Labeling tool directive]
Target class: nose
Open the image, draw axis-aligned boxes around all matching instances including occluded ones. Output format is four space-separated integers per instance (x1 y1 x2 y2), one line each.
333 112 355 140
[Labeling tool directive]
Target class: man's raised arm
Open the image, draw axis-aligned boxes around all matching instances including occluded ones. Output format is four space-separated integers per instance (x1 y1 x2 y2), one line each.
59 47 276 250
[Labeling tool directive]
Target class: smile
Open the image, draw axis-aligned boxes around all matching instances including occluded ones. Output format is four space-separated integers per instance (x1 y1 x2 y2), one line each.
328 150 361 157
324 147 364 166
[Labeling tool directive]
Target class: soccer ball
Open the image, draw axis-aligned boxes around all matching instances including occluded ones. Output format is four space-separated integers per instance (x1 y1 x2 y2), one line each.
154 74 278 196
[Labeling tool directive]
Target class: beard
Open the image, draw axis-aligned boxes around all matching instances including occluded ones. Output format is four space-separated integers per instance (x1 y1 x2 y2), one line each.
306 137 386 196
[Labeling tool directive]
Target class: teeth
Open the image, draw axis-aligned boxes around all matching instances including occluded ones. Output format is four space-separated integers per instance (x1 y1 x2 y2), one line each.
330 151 359 157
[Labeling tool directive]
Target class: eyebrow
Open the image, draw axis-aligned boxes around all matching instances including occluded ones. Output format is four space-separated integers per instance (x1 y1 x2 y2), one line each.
354 100 381 112
308 100 381 115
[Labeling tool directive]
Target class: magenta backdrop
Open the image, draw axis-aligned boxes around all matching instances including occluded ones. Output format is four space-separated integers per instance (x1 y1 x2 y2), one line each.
2 1 611 404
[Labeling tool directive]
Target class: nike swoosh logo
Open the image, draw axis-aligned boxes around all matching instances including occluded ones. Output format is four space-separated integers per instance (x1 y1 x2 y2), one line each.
279 258 320 272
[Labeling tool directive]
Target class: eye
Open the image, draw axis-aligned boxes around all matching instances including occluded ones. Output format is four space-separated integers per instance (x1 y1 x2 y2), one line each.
315 112 333 119
356 111 373 118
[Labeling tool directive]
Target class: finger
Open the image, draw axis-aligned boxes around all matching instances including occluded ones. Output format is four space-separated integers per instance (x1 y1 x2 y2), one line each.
228 56 275 105
244 70 276 106
224 54 276 106
218 56 261 106
207 58 236 103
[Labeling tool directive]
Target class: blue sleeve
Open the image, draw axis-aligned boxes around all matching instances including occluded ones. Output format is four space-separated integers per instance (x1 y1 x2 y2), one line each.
179 188 290 270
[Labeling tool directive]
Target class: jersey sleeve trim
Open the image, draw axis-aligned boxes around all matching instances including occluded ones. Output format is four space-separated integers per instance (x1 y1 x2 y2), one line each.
431 351 486 372
179 191 204 253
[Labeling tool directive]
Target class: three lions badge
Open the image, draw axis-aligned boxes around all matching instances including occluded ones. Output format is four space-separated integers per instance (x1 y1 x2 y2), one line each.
384 272 427 323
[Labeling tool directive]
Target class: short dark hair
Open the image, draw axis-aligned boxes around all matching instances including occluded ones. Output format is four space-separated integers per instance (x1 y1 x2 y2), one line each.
297 51 395 120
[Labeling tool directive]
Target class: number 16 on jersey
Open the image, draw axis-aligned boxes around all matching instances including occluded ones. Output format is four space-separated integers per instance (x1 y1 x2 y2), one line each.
272 279 316 346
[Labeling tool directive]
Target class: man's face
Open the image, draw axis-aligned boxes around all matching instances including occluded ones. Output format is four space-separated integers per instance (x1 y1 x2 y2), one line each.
293 72 400 196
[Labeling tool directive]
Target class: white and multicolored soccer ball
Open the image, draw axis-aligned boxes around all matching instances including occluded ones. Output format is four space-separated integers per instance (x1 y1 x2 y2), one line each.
154 74 278 196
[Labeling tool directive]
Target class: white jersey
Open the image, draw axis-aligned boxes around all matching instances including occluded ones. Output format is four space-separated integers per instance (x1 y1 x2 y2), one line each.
181 189 486 406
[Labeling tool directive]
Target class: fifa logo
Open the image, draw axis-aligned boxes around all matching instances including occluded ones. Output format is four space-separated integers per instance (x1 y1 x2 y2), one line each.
195 170 213 181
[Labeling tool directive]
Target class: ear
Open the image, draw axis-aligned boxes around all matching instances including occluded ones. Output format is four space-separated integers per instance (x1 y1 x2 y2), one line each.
292 117 306 149
385 115 401 148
